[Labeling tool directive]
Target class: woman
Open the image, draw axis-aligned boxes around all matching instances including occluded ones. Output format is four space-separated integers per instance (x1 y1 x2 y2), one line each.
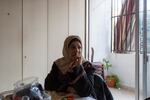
44 35 113 100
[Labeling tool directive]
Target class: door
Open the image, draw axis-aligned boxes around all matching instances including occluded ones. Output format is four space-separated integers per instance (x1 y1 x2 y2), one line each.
23 0 47 86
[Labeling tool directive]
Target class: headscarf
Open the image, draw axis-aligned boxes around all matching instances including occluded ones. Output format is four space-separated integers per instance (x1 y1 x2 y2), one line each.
55 35 86 74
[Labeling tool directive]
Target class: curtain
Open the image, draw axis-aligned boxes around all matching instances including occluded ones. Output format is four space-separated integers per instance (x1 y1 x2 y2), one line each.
113 0 137 53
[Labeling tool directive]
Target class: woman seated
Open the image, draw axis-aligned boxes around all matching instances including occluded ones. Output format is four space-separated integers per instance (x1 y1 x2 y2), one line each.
44 35 113 100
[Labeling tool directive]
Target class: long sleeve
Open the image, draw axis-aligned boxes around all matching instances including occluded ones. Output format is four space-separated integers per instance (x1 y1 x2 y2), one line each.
72 72 96 98
44 61 97 99
44 63 62 91
44 63 71 92
44 63 68 92
67 62 97 99
94 74 114 100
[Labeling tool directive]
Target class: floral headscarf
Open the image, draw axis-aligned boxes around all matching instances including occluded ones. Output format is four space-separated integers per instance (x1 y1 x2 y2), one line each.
55 35 86 74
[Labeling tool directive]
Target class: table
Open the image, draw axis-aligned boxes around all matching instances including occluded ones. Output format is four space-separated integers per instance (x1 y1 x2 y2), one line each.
75 97 96 100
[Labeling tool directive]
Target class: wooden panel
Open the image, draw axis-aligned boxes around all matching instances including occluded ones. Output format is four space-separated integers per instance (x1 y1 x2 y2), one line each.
48 0 68 72
69 0 85 57
0 0 22 92
23 0 47 86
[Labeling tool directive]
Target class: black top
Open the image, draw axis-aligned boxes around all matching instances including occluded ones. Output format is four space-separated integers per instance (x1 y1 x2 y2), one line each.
44 61 96 98
44 61 113 100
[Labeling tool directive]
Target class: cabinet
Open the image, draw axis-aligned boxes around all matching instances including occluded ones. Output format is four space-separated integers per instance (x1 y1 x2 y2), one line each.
47 0 85 72
69 0 85 56
0 0 85 92
0 0 22 92
0 0 47 92
48 0 69 72
23 0 47 86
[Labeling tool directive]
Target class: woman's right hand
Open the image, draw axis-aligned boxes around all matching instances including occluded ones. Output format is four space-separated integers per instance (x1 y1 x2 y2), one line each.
69 57 82 69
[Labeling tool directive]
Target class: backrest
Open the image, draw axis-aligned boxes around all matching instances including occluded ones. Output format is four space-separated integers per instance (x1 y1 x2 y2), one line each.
92 62 104 79
90 47 104 78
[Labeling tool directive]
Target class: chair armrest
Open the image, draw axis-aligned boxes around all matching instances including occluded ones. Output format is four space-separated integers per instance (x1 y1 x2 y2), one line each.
91 62 104 79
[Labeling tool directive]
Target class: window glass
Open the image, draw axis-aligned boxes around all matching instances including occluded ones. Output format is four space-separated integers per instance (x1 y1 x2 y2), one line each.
111 0 136 53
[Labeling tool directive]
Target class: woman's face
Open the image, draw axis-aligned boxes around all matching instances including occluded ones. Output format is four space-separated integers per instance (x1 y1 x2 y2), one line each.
68 41 82 61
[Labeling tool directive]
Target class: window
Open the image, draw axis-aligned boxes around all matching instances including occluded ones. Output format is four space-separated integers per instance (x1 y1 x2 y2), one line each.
111 0 137 53
139 0 150 53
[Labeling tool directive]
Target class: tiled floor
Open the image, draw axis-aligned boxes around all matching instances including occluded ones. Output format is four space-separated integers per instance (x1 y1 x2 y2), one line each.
109 87 135 100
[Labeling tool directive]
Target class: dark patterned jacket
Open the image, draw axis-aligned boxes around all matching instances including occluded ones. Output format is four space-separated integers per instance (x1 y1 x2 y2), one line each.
44 61 113 100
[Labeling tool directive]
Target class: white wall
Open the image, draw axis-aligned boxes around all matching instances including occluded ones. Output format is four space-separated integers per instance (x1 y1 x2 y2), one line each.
108 53 135 88
89 0 111 62
108 53 150 92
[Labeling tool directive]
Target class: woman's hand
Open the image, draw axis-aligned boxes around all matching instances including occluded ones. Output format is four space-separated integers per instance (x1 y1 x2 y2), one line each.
69 57 82 70
74 57 82 66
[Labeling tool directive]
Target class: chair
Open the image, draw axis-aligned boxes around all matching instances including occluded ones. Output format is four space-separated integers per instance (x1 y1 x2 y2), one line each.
91 47 104 79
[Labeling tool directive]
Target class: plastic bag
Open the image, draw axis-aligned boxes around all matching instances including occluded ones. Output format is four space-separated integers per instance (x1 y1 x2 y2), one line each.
13 77 50 100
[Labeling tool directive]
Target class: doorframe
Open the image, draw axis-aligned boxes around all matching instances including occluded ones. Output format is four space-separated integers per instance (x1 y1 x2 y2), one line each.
142 0 147 98
135 0 140 99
